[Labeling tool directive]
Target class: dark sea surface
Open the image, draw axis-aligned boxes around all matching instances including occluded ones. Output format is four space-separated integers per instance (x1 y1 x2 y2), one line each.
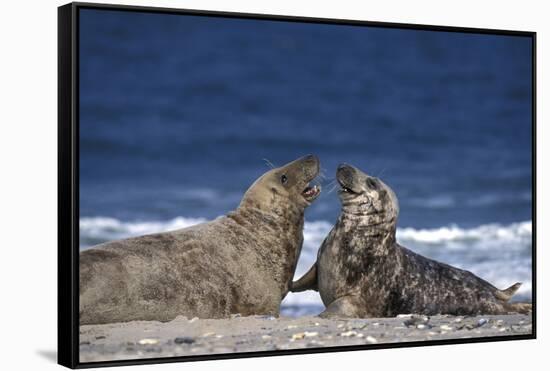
79 9 533 314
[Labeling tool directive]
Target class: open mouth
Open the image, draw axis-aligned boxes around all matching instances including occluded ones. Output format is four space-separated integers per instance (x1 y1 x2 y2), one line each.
337 178 358 195
302 184 321 202
340 186 355 194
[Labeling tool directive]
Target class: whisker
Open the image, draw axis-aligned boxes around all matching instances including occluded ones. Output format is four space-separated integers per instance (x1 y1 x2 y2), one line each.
323 178 337 188
318 167 329 180
327 183 339 194
263 158 276 169
312 177 323 187
377 166 388 179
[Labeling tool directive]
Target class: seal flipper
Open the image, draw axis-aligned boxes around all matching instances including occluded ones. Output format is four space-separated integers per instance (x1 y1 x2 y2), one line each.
319 296 364 319
495 282 522 302
290 264 318 292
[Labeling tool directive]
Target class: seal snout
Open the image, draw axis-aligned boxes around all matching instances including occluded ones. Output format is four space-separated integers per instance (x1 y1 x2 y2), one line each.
299 154 321 203
301 154 320 179
336 163 360 194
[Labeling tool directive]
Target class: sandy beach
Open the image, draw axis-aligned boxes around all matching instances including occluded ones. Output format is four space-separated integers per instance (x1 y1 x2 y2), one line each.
79 313 532 363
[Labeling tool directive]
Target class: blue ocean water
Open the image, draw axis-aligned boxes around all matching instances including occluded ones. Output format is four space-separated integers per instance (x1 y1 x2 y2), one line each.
78 9 533 314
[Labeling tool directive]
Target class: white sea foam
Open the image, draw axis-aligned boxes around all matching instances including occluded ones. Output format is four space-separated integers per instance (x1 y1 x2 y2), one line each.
79 217 533 315
80 216 207 247
397 221 532 247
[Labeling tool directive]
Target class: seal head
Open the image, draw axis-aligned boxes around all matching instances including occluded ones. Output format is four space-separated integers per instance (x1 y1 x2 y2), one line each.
239 154 321 215
337 163 398 236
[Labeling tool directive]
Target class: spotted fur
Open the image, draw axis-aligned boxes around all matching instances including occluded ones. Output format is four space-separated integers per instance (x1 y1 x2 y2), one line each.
291 164 530 318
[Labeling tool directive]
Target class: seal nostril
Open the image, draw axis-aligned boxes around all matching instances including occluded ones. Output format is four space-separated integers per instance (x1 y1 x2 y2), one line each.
303 154 319 165
337 163 351 172
337 164 353 177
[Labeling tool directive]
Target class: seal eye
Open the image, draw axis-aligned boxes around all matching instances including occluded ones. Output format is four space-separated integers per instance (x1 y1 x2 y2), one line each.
281 174 288 184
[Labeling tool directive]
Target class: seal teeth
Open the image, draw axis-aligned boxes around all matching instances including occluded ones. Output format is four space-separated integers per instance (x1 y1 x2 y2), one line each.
302 184 320 198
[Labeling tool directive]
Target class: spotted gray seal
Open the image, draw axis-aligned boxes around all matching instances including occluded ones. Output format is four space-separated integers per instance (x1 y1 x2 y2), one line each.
291 163 530 318
79 155 321 324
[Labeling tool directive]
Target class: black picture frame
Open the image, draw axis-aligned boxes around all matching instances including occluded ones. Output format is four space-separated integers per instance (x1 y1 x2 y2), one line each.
58 2 537 368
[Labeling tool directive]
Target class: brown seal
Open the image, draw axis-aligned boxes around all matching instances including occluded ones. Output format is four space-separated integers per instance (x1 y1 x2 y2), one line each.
291 163 531 318
79 155 321 324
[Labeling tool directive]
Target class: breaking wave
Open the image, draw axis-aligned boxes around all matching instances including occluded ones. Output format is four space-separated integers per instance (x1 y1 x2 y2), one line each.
80 217 533 315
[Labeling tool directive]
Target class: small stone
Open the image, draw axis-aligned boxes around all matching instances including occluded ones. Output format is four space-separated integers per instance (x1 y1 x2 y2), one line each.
304 331 319 337
216 334 224 339
417 324 427 329
314 322 320 326
95 335 106 340
231 313 241 318
365 336 378 344
476 318 488 328
454 317 463 323
261 335 272 340
397 314 413 318
337 323 345 328
440 325 453 331
403 315 430 328
138 338 159 345
340 330 358 337
292 332 306 340
189 317 199 323
202 332 216 337
174 336 195 345
287 325 297 329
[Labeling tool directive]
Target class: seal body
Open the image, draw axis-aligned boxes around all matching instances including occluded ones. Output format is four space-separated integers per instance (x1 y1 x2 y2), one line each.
80 155 321 324
292 164 530 318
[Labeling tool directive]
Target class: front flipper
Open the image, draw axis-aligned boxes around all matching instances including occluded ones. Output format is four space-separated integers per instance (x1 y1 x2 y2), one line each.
290 263 318 292
319 296 365 319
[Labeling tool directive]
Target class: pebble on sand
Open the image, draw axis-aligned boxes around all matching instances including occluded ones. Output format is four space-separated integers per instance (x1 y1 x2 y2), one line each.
340 330 359 337
174 336 195 345
366 336 378 344
79 314 532 363
138 338 159 345
477 319 488 328
403 315 430 328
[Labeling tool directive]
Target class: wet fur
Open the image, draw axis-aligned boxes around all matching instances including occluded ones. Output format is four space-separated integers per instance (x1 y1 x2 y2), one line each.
292 164 530 318
80 155 320 324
